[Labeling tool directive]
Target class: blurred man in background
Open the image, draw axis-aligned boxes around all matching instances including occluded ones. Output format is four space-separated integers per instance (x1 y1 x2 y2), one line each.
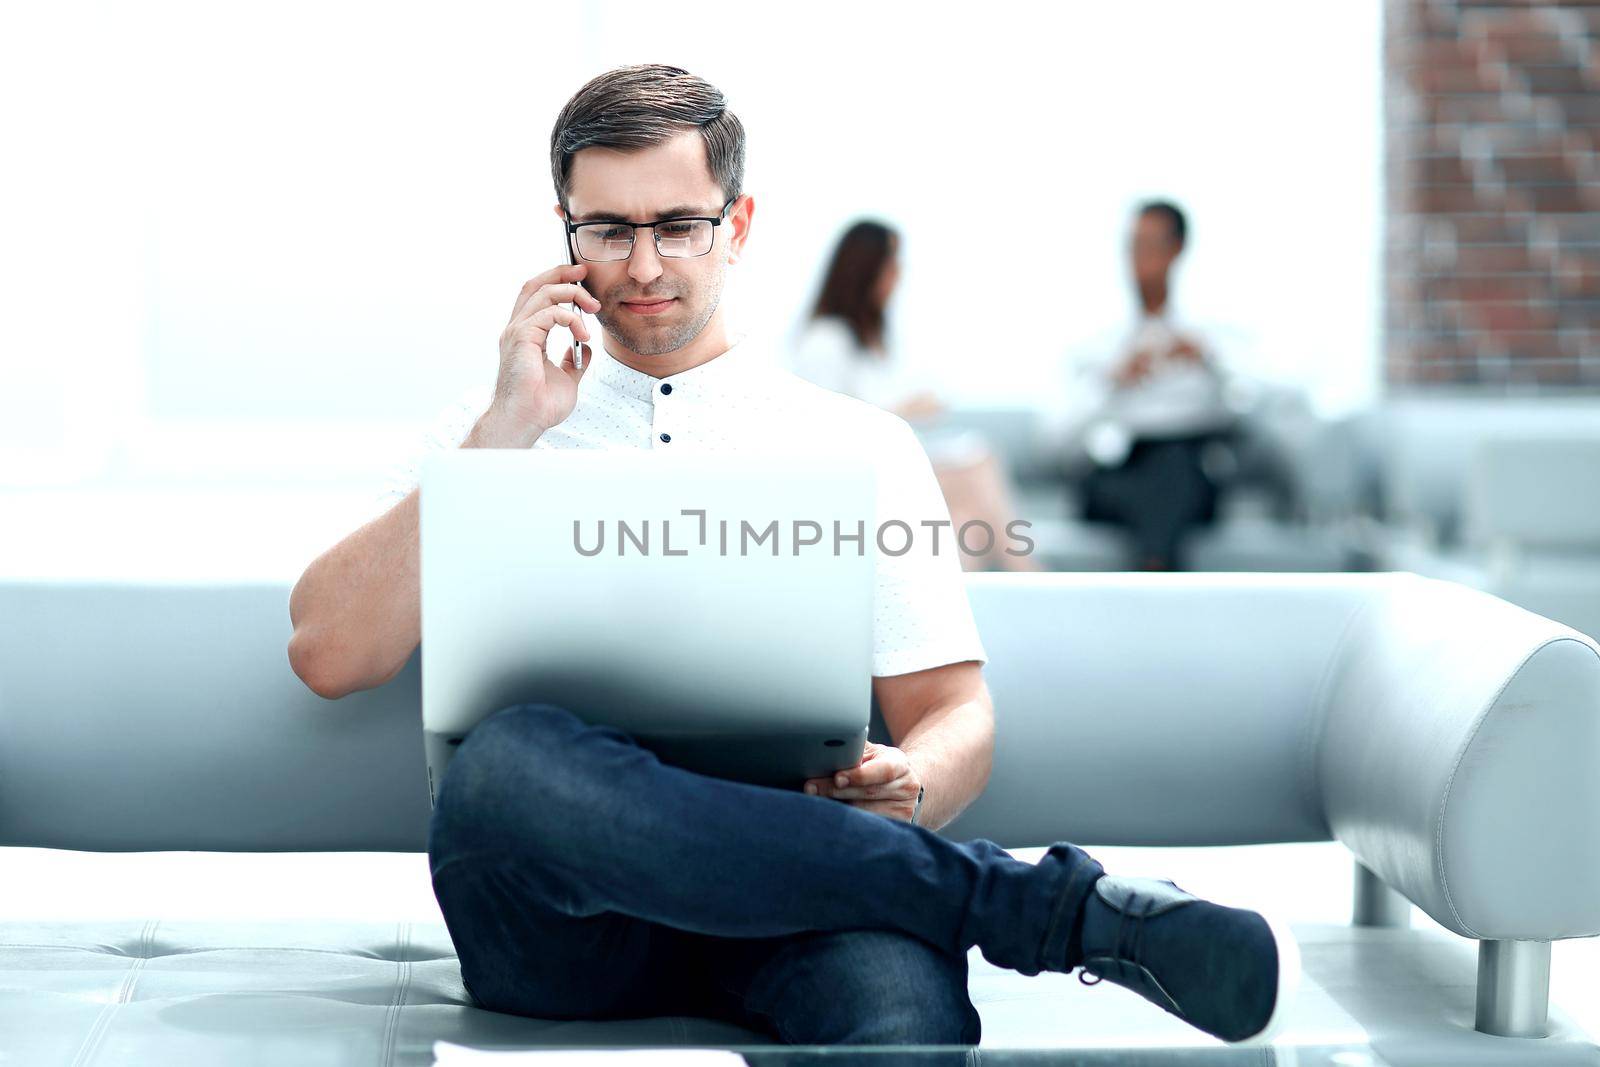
1072 200 1237 570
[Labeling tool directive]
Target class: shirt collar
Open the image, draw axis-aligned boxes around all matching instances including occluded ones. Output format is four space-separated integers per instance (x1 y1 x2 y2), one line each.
589 337 761 403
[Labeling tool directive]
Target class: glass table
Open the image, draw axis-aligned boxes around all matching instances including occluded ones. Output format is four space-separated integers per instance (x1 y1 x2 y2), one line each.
706 1046 1385 1066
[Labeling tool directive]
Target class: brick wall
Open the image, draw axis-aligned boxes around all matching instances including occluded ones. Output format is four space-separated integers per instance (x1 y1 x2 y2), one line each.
1386 0 1600 389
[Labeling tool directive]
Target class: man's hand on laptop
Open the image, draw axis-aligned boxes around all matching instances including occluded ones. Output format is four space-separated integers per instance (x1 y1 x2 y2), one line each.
802 742 924 823
486 264 603 442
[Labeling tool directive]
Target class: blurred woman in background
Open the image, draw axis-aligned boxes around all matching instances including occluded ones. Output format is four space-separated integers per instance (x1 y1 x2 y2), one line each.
792 220 1040 572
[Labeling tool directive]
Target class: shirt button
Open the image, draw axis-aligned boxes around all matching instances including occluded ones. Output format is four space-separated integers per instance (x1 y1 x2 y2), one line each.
660 383 672 395
659 433 671 443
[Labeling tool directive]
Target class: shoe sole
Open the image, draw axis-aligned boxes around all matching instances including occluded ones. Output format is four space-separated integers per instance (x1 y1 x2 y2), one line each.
1229 908 1302 1046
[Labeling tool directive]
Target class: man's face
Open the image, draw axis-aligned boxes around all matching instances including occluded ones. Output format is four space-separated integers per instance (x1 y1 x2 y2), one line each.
558 130 751 357
1130 211 1181 290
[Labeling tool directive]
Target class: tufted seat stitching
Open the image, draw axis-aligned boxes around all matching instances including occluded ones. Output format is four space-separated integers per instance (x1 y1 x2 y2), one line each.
69 918 157 1067
379 922 414 1067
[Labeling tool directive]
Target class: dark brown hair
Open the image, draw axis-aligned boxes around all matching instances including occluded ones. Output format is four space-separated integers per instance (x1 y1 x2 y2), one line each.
550 64 745 210
810 220 898 352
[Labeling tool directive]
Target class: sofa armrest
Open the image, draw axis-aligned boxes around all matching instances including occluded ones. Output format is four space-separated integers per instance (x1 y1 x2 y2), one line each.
1315 574 1600 940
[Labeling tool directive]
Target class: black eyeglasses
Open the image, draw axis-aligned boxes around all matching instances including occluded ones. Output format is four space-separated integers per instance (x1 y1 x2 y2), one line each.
566 197 738 262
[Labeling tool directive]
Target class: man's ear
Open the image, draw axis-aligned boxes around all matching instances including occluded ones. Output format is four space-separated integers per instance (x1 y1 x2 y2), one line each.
552 202 566 221
726 194 755 265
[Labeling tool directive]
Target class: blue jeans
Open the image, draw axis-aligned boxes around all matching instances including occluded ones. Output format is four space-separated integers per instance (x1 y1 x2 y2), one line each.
427 702 1105 1047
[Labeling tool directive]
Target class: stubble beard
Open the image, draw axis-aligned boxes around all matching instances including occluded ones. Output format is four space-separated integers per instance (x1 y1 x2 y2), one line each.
596 268 725 358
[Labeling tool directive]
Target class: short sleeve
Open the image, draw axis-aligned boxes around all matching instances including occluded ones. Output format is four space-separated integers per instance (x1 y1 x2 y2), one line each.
365 385 489 521
870 416 989 676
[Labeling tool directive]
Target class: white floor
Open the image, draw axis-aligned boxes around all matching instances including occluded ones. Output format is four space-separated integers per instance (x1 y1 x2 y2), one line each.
5 840 1598 1045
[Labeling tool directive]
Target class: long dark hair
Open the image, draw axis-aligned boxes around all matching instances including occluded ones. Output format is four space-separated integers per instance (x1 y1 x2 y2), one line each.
810 220 898 352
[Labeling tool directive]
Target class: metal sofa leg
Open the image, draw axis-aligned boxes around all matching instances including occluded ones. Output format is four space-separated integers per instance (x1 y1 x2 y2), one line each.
1352 861 1410 928
1476 939 1551 1038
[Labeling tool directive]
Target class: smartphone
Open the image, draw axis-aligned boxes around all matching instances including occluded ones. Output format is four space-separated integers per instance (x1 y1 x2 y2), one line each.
563 232 586 371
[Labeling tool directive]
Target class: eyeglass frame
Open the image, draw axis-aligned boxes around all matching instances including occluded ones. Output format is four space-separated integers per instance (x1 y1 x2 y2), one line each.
563 196 740 262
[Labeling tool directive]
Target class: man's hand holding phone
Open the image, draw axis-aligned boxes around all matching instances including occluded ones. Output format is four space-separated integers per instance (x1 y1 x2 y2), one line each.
484 264 601 445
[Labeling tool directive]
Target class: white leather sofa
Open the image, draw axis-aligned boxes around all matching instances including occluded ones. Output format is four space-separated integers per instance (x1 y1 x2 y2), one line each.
1371 397 1600 643
3 570 1599 1065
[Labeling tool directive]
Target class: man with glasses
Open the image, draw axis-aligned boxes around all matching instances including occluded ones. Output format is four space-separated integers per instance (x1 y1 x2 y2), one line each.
287 64 1296 1050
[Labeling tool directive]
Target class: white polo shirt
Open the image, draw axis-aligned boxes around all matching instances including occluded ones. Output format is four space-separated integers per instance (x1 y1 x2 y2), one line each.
372 338 988 678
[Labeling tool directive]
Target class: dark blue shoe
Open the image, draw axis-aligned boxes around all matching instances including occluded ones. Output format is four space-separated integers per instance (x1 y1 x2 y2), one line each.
1076 875 1300 1043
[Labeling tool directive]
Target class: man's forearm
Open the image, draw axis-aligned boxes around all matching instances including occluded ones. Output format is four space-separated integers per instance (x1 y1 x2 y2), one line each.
897 693 995 831
287 485 423 699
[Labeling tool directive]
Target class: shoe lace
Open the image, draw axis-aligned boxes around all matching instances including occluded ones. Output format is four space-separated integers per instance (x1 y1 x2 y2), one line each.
1078 891 1151 987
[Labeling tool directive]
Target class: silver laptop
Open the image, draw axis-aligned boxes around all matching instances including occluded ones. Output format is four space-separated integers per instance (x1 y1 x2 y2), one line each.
418 448 876 808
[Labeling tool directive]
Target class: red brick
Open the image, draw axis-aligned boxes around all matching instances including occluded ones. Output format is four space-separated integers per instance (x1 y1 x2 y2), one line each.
1517 184 1596 213
1470 299 1561 333
1519 64 1593 96
1412 186 1498 213
1453 245 1541 274
1499 153 1578 185
1417 278 1460 308
1412 155 1478 185
1386 0 1593 391
1423 96 1515 124
1473 330 1575 359
1434 275 1556 303
1413 61 1500 94
1402 39 1487 70
1445 215 1537 245
1491 35 1577 65
1468 8 1562 39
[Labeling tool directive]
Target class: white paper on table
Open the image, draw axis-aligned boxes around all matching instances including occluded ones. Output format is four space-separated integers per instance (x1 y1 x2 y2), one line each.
432 1041 747 1067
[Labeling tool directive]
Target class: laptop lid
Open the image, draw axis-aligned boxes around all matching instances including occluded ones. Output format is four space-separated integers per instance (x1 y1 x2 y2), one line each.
419 449 876 784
